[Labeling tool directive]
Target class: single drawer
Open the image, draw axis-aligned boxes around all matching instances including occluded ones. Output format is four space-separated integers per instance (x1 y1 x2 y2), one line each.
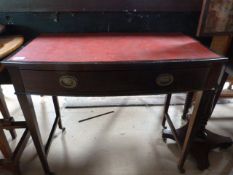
20 67 211 96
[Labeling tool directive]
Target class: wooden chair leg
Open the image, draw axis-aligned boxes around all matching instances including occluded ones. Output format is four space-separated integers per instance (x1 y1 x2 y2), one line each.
181 92 194 120
0 128 12 159
162 93 172 129
0 87 16 139
0 128 30 175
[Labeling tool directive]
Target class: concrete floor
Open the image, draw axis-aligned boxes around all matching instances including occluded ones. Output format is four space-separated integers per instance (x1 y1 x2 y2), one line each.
1 85 233 175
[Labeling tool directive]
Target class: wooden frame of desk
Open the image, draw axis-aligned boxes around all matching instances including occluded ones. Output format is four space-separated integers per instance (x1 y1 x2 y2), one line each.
2 33 228 174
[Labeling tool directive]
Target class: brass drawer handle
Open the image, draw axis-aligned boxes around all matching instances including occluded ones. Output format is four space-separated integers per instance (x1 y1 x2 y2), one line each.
59 75 77 89
156 74 174 87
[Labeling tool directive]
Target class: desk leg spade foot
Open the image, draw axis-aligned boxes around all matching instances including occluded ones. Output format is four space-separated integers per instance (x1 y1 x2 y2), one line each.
58 117 66 132
162 124 232 170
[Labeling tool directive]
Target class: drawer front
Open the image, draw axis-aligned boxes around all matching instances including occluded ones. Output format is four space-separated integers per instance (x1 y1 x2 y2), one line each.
20 68 210 96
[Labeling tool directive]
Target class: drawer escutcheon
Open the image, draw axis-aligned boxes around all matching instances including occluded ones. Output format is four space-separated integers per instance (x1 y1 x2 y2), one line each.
59 75 77 89
156 74 174 87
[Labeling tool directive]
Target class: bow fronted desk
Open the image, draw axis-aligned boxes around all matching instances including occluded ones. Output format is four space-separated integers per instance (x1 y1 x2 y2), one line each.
2 34 232 174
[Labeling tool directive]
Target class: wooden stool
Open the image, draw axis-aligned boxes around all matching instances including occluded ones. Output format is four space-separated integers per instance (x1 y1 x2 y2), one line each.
0 35 24 147
0 33 64 174
0 35 24 73
0 34 65 173
0 35 25 174
0 116 30 174
0 94 64 174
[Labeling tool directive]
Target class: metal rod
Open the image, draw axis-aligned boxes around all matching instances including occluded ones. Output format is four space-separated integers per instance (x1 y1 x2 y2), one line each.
79 111 114 123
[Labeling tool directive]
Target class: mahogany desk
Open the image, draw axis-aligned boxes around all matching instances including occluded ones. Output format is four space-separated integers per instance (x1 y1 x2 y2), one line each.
2 33 228 174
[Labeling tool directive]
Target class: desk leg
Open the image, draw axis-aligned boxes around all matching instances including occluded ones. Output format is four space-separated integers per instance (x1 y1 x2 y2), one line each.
162 93 171 129
16 94 53 175
52 96 65 131
177 91 212 172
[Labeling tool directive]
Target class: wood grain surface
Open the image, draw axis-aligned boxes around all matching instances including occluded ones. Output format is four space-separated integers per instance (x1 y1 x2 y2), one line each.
0 0 202 12
0 36 24 72
0 36 24 59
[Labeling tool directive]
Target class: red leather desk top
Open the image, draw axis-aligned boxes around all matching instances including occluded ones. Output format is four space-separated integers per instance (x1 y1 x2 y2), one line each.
9 34 220 63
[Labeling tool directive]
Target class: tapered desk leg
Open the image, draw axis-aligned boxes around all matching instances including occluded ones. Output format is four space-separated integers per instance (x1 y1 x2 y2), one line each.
52 96 65 131
44 96 66 155
162 93 171 129
0 87 16 139
16 94 53 175
177 91 211 172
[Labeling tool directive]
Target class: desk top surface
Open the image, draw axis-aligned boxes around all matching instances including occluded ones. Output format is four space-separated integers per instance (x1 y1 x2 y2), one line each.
8 33 220 63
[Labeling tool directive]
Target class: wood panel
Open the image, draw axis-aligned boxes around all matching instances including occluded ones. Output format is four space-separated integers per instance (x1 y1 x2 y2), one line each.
0 0 202 12
197 0 233 36
0 12 201 34
20 67 211 96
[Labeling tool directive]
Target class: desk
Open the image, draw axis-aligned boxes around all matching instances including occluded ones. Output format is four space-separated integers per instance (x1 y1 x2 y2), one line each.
2 33 228 174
